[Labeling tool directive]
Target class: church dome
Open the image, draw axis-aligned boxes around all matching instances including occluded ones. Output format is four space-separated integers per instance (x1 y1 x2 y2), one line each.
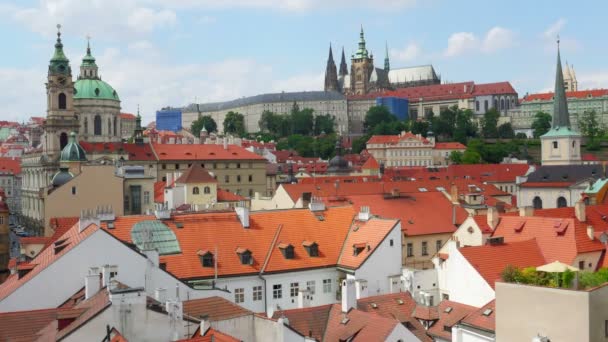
74 78 119 101
327 137 352 174
60 132 87 162
51 167 74 187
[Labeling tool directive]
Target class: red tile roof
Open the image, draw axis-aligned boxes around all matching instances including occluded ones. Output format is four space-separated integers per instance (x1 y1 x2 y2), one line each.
460 300 495 332
0 157 21 175
412 305 439 320
183 296 251 322
271 304 333 341
427 300 478 340
0 308 60 341
409 164 530 183
459 239 546 288
79 141 157 161
119 113 137 120
472 82 517 96
154 181 165 203
47 217 80 246
519 182 574 188
152 144 265 161
175 164 217 184
338 218 398 269
522 89 608 102
361 156 379 170
19 237 50 245
216 189 245 202
323 304 400 342
177 329 239 342
434 142 467 150
368 132 430 145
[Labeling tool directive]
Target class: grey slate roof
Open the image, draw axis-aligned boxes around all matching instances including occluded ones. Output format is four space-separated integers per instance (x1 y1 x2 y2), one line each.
525 165 604 184
182 91 346 112
388 65 439 84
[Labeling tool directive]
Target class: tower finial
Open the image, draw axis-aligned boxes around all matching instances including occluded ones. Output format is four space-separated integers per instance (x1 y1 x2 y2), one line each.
557 34 560 49
86 34 91 54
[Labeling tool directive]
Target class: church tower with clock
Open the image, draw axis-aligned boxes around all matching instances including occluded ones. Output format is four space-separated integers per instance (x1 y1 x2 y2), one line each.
43 24 79 156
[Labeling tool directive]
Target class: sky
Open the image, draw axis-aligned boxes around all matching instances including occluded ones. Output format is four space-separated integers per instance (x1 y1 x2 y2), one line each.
0 0 607 123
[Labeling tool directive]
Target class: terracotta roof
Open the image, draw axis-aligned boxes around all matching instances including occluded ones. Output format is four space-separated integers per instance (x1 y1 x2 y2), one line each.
183 296 251 322
271 304 333 341
522 89 608 102
152 143 265 161
459 239 546 288
0 221 99 302
361 156 379 170
409 164 530 183
434 142 467 150
368 132 430 145
298 175 386 184
176 328 239 342
460 300 495 332
492 214 605 264
323 304 401 342
344 192 468 236
427 300 478 340
337 218 398 270
0 157 21 174
520 182 574 188
472 216 493 234
175 164 217 184
102 206 392 280
472 82 517 96
19 237 50 245
46 217 80 247
412 305 439 320
0 308 59 341
357 292 432 342
154 181 165 203
119 113 137 120
217 188 245 202
79 141 157 161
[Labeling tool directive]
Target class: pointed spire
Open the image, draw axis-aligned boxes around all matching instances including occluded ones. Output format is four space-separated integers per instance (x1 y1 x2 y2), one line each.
324 42 339 91
384 41 390 72
339 47 348 76
50 24 69 67
355 25 368 59
134 104 144 144
328 43 334 62
552 36 571 129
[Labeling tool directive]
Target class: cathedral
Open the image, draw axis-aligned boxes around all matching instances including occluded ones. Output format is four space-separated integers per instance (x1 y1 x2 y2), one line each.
324 27 441 95
20 26 124 233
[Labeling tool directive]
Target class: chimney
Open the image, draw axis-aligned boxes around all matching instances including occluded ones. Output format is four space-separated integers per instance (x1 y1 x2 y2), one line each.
85 267 101 299
341 279 356 313
519 206 534 217
487 207 499 230
236 205 250 228
358 206 371 221
101 265 118 288
308 196 326 212
223 138 228 150
355 279 368 299
144 249 160 267
199 315 211 336
155 288 167 303
575 200 586 222
391 188 399 197
587 225 595 240
450 184 459 203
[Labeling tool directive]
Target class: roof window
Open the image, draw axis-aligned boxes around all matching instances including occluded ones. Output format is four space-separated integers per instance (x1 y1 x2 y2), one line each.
302 241 319 257
278 243 295 259
236 248 253 265
418 187 428 192
353 243 366 256
197 250 214 267
482 308 493 316
444 307 453 313
94 88 100 96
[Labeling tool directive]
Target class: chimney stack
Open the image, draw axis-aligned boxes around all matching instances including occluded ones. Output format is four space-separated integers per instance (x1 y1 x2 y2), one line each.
155 288 167 303
358 206 371 221
575 200 586 222
85 267 100 299
487 207 499 230
236 204 250 228
341 279 356 313
450 184 459 203
199 315 211 336
587 225 595 241
519 206 534 217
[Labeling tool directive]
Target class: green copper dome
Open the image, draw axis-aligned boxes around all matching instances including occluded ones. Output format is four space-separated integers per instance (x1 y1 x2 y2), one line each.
49 26 71 75
74 78 120 101
51 167 74 187
60 132 87 162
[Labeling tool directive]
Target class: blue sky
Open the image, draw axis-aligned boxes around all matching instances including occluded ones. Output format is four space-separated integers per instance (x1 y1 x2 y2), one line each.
0 0 606 123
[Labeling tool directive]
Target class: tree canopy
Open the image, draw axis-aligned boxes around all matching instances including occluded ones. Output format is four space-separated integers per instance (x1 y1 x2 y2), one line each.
223 111 246 136
531 111 552 138
364 105 396 133
578 110 606 151
480 108 500 138
191 115 217 136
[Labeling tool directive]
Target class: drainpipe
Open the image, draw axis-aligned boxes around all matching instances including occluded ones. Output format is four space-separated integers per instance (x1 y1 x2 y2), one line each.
259 224 284 316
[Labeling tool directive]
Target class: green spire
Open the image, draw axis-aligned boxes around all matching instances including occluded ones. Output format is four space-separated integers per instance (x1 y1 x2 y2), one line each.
81 35 97 67
134 104 144 144
60 132 87 162
552 37 571 129
49 24 71 75
355 25 368 59
384 42 390 71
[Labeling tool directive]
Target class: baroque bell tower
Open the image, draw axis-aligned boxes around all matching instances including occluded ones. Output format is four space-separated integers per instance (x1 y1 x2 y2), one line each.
350 26 374 95
43 24 79 156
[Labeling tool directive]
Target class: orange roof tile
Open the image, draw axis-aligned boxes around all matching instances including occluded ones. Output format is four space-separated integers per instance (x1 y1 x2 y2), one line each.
520 182 574 188
323 304 400 342
79 141 157 161
434 142 467 150
409 164 530 183
361 156 379 170
119 113 137 120
217 189 245 202
183 296 251 322
154 181 165 203
338 218 398 270
19 237 50 245
0 308 59 341
152 144 265 161
176 329 239 342
412 305 439 320
271 304 333 341
175 164 217 184
522 89 608 102
0 157 21 175
459 239 546 288
367 132 430 145
460 300 495 332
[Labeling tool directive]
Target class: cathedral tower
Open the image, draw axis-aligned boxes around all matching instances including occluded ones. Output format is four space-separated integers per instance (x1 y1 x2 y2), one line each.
324 44 339 92
43 24 79 156
384 42 390 72
540 38 581 166
339 47 348 77
350 26 374 95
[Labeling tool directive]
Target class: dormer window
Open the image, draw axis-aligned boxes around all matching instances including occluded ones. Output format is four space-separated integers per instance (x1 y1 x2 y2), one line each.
302 241 319 257
197 250 214 267
353 243 366 256
236 248 252 265
278 243 294 259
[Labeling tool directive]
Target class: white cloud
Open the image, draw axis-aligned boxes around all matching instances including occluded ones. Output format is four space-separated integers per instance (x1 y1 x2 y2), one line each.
578 71 608 90
0 67 46 121
544 18 566 40
271 73 324 93
444 32 478 57
390 42 421 62
127 7 176 33
481 26 515 53
143 0 418 11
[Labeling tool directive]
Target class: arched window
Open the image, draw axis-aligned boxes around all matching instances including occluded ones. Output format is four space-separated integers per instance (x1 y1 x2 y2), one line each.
113 117 117 136
94 115 102 135
557 196 567 208
484 100 488 112
83 117 88 134
192 187 200 195
58 93 67 109
500 99 505 110
494 99 498 109
204 186 210 194
533 196 543 209
59 132 68 150
108 118 111 135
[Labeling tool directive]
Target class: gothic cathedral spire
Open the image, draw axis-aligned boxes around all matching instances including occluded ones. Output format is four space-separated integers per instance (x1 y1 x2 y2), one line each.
552 37 570 129
324 43 339 92
384 42 390 72
339 47 348 76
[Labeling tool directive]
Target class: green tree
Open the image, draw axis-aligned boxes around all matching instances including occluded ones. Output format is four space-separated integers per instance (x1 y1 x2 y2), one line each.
364 106 395 133
314 114 336 135
292 108 314 135
432 107 457 140
258 110 281 134
410 120 430 136
223 111 246 136
515 132 528 139
313 134 338 159
449 151 463 164
531 111 552 138
352 134 371 154
454 109 477 144
480 108 500 138
498 122 515 139
578 110 606 151
191 115 217 136
461 150 482 164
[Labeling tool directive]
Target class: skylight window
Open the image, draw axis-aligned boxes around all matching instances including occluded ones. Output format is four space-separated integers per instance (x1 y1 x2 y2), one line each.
418 187 428 192
482 309 493 316
444 307 453 313
131 220 181 255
